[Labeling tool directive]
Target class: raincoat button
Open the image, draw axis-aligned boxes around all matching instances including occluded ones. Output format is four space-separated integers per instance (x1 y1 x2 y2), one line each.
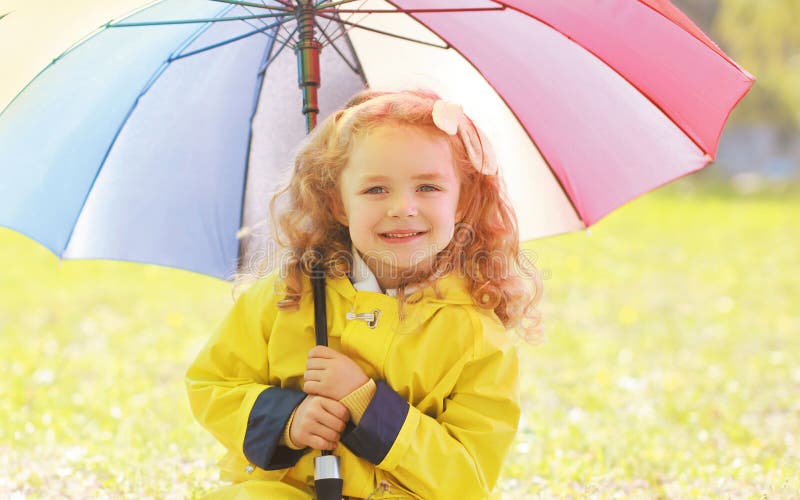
245 465 254 474
346 308 381 328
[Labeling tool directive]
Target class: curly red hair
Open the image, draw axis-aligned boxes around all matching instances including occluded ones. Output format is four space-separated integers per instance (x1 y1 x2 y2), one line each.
244 88 543 342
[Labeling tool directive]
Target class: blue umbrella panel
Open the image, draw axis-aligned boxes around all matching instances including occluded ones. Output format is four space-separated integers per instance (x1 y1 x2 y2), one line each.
0 0 364 279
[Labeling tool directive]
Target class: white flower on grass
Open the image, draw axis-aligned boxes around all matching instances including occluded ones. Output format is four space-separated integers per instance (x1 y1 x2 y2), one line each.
32 368 55 385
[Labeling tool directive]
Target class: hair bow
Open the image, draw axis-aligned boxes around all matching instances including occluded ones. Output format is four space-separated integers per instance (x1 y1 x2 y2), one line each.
432 99 499 176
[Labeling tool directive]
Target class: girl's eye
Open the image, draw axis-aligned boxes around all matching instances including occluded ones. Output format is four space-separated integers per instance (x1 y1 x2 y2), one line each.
364 185 440 194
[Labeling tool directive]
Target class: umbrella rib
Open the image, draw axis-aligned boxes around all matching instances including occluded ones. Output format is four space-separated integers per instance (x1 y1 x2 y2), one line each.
318 18 366 49
636 0 747 74
277 22 297 46
7 0 170 78
269 0 303 45
169 17 293 62
337 14 369 87
237 28 280 263
314 19 361 76
210 0 295 11
258 25 300 75
316 0 370 45
381 0 584 222
270 19 298 55
315 0 340 37
59 4 240 256
315 0 371 87
239 3 282 29
0 1 226 118
265 20 296 49
251 27 281 132
492 0 714 158
220 0 296 40
316 12 449 49
323 7 505 14
108 12 290 27
236 4 295 46
316 0 362 8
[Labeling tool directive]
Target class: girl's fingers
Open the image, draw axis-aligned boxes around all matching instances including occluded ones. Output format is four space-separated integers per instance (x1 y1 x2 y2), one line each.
303 380 323 395
294 397 347 450
309 434 337 451
305 358 327 370
319 396 350 423
304 369 324 382
296 421 332 451
314 408 347 433
308 345 337 359
310 424 340 444
303 397 347 430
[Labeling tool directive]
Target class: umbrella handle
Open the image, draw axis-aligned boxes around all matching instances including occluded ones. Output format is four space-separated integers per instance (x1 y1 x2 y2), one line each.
311 263 328 347
315 454 343 500
311 263 342 499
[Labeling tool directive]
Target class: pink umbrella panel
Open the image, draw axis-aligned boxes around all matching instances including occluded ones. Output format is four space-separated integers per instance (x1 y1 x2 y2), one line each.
369 0 754 231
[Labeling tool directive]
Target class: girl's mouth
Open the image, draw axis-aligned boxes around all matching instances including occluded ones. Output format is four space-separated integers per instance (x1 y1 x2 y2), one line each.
379 231 427 242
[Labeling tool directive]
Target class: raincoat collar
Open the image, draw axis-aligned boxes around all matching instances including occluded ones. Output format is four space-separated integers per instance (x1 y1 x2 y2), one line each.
348 244 422 298
331 245 475 306
348 244 385 294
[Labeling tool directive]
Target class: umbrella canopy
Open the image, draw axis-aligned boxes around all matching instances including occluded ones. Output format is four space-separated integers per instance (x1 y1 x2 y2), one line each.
0 0 754 280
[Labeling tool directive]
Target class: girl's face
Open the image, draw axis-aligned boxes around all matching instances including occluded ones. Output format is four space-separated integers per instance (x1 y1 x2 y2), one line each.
334 125 463 289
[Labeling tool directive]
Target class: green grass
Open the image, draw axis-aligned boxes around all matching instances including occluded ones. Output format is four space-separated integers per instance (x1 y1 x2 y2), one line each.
1 179 798 498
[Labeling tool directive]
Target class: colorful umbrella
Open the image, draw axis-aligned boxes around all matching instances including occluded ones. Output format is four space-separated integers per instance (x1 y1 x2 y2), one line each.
0 0 755 280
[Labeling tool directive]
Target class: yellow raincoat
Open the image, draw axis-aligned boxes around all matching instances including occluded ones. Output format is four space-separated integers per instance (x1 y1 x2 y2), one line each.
186 266 520 499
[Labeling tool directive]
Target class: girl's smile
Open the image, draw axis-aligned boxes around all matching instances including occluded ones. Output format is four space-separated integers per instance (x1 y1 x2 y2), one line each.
378 230 427 243
334 124 463 289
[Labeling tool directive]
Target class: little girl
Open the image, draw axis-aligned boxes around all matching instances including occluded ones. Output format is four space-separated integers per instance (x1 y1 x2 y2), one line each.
186 88 543 499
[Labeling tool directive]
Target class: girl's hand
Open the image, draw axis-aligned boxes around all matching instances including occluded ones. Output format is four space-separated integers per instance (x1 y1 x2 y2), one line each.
290 395 350 451
304 345 369 400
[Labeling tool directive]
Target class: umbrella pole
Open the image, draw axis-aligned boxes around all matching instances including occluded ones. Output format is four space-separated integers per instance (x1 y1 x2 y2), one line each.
298 5 341 499
295 1 321 134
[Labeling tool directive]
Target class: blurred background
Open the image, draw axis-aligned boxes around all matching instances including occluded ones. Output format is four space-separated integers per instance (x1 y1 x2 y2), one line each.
674 0 800 191
1 1 798 498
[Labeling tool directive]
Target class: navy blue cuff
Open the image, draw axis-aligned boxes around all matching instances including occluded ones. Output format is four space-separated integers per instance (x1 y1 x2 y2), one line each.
341 380 408 465
243 386 309 470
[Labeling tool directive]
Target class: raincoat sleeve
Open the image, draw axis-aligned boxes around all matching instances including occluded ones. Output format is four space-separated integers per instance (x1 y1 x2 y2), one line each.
185 271 310 471
341 307 520 499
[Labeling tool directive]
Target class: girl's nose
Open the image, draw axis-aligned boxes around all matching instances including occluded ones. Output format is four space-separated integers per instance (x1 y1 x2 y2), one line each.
387 193 417 218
